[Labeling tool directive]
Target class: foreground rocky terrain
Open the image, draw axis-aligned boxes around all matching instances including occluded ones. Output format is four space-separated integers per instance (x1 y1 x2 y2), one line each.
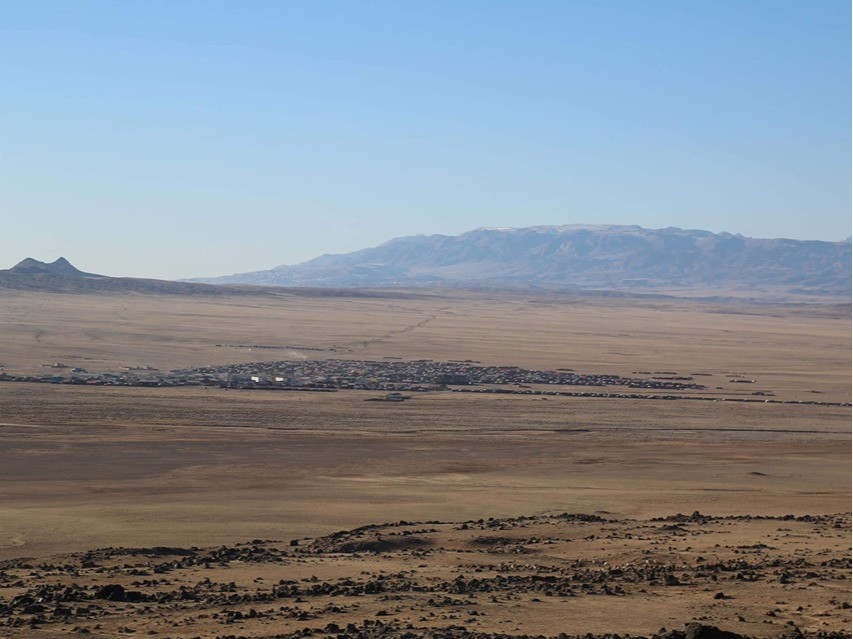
1 512 848 639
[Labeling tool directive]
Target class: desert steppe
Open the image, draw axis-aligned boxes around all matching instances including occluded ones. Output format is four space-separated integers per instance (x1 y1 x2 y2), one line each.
0 288 849 638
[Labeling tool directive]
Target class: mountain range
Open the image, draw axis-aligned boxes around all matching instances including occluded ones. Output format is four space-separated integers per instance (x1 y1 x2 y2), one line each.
190 225 852 297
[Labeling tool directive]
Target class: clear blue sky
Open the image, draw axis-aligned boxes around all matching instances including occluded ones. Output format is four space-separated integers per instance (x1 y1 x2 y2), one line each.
1 0 850 279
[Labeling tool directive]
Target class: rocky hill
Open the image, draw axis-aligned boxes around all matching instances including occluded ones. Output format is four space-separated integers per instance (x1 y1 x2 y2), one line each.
0 257 261 296
7 256 103 277
190 225 852 297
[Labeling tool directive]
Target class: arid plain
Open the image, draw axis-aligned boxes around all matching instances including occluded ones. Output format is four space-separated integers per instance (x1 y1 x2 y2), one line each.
0 288 849 638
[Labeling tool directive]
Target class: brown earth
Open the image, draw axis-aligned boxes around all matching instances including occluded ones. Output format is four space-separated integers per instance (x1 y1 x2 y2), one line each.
0 289 848 403
0 512 849 638
0 288 849 637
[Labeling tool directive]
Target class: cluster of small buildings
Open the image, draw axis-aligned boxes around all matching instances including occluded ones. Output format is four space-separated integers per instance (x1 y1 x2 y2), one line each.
177 359 707 391
1 359 849 407
0 358 713 391
0 369 198 387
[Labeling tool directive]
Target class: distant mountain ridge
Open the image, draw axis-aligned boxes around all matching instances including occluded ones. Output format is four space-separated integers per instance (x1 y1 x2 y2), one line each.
190 225 852 297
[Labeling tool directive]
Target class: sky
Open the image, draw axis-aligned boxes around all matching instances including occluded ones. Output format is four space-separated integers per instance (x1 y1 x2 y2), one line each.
1 0 850 279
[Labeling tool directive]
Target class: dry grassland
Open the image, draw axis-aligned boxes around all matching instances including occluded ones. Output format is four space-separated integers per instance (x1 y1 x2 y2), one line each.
0 289 848 637
0 289 848 402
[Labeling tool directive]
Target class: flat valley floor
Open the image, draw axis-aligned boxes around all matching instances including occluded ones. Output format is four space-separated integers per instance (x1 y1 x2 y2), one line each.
0 289 849 638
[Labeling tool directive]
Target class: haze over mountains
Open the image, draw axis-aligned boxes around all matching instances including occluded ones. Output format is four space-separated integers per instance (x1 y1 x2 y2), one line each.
4 226 850 300
191 225 852 297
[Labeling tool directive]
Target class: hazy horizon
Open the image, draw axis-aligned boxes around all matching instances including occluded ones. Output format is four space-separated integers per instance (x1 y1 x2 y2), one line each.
9 218 853 281
2 1 850 279
6 222 852 283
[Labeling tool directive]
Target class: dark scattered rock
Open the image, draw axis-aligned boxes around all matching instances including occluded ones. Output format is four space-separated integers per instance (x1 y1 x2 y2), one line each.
94 584 126 601
685 623 749 639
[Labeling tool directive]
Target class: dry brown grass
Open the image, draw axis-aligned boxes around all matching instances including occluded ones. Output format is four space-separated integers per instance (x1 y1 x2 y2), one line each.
0 289 849 402
0 288 848 636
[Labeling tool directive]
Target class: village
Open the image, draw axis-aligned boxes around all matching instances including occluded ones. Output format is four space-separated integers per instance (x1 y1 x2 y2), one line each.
0 358 708 392
0 357 849 407
185 358 712 391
